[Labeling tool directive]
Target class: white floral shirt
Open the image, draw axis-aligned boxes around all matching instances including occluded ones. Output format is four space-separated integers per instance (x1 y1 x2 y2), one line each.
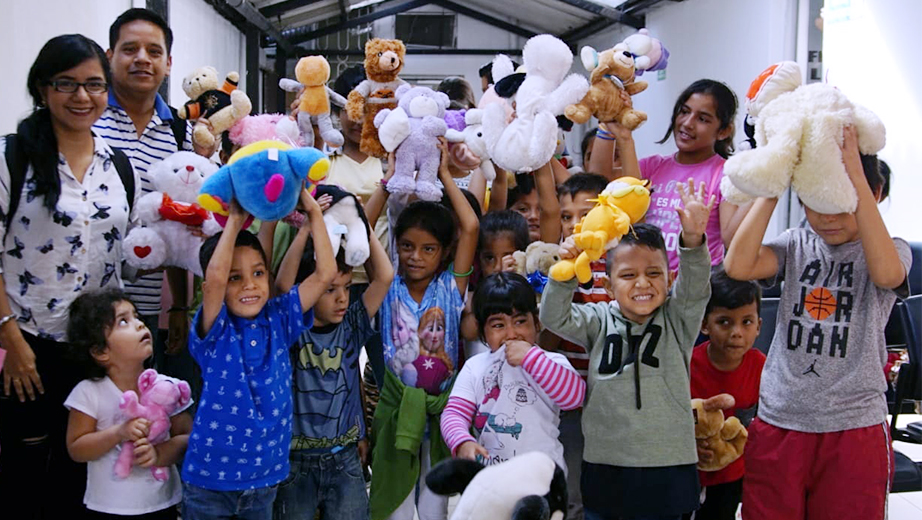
0 136 140 340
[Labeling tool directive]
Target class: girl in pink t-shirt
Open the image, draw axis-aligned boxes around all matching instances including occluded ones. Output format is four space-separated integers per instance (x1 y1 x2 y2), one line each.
589 79 750 271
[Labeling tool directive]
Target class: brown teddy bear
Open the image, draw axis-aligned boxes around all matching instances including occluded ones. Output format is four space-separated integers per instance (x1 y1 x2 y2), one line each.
346 38 407 158
178 66 252 149
564 44 648 129
691 394 749 472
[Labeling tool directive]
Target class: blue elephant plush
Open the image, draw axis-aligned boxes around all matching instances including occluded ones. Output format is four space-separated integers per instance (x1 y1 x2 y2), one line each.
198 140 330 222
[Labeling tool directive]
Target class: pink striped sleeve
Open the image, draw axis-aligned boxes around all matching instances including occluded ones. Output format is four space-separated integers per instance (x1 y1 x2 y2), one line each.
441 396 478 455
521 346 587 411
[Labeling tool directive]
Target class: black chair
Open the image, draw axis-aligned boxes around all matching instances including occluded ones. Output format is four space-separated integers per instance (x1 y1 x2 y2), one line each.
753 298 780 355
890 295 922 493
909 241 921 295
890 295 922 442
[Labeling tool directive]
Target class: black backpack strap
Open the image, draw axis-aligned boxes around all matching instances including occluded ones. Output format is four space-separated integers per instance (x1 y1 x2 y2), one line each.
168 106 189 151
109 148 135 213
3 133 25 238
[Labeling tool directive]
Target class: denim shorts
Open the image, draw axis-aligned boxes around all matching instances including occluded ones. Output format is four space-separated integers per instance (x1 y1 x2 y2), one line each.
273 446 369 520
182 482 277 520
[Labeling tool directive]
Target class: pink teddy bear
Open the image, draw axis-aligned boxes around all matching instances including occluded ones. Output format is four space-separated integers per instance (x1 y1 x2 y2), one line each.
115 369 191 481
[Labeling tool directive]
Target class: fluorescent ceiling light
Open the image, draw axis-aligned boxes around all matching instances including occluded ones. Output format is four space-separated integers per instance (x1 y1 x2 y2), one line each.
583 0 629 8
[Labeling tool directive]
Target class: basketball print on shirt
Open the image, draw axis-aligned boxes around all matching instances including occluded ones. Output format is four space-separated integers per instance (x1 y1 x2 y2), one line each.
788 259 855 372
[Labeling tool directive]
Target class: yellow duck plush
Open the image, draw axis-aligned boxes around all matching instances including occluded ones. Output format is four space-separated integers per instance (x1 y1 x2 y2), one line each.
549 177 651 284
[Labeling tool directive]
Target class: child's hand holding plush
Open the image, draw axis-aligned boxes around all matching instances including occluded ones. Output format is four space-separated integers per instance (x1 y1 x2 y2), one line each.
456 440 489 462
676 178 716 249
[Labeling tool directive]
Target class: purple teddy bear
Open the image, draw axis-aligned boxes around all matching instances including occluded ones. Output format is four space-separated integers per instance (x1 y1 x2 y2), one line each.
373 85 450 201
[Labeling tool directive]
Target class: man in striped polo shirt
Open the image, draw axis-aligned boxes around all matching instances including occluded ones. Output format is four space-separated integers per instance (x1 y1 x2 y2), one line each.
94 8 214 380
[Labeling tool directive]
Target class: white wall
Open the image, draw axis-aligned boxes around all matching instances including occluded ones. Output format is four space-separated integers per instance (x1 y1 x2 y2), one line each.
0 0 245 131
373 7 529 101
170 0 246 106
0 0 131 130
822 0 922 241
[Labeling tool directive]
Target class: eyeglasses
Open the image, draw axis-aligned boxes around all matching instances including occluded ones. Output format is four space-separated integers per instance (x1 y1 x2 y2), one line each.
45 79 108 95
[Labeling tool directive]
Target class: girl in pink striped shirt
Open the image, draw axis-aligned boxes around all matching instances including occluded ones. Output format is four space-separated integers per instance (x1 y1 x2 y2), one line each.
440 273 585 473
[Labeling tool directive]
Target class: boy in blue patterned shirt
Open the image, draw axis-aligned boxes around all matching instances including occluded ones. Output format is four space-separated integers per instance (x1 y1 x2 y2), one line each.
182 191 335 520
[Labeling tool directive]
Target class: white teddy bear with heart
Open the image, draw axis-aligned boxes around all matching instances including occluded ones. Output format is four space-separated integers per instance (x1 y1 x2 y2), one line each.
124 152 222 276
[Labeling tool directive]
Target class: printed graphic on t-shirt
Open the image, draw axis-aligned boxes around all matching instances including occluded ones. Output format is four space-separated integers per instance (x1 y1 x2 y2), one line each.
474 356 540 465
387 299 453 394
292 341 361 449
786 259 855 375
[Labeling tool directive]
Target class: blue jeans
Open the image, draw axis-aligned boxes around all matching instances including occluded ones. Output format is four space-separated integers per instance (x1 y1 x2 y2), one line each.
585 511 680 520
182 483 277 520
273 447 369 520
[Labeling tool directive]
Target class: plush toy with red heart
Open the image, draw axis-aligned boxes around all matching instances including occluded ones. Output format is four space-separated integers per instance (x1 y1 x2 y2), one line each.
123 151 222 277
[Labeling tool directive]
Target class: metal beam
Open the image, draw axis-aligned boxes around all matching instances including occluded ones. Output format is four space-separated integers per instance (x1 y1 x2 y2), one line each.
275 0 433 46
259 0 326 19
556 0 644 29
430 0 537 40
275 50 289 113
226 0 299 55
291 47 523 57
246 25 261 109
559 16 618 45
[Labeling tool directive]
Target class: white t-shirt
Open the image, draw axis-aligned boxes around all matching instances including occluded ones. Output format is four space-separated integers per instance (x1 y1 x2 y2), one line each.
64 376 192 515
450 347 572 473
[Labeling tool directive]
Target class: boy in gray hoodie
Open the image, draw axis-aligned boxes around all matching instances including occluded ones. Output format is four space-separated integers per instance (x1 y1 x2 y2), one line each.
540 180 713 520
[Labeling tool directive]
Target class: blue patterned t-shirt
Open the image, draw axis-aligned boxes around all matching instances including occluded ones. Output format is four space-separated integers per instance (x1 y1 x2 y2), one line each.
183 287 308 491
379 269 464 395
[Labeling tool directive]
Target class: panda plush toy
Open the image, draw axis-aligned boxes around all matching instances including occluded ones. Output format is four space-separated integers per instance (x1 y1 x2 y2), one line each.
426 451 567 520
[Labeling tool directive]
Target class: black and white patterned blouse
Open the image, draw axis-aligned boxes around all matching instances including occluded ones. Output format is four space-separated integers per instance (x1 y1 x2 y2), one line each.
0 136 140 341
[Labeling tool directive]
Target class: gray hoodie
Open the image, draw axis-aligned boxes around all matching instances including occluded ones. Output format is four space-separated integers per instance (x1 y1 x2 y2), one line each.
540 242 710 467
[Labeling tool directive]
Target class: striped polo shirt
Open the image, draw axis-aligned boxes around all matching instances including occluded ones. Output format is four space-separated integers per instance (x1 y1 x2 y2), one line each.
93 92 191 315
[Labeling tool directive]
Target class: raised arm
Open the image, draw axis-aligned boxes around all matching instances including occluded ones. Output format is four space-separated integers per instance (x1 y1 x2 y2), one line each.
723 197 779 282
361 229 395 317
719 200 753 248
200 202 248 335
256 220 279 270
487 164 508 212
297 188 337 312
438 138 479 296
842 127 906 289
520 346 586 410
274 221 312 295
535 160 561 243
363 152 396 225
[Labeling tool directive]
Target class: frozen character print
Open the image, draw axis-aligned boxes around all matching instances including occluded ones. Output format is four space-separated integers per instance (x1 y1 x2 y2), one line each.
389 299 420 387
413 306 453 395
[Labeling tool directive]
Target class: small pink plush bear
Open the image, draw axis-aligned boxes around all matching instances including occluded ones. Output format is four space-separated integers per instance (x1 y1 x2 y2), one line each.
115 369 191 481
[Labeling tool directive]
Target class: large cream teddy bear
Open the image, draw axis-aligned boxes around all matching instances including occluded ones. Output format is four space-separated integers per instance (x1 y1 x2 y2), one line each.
721 62 886 214
483 35 589 173
178 66 252 149
123 152 222 277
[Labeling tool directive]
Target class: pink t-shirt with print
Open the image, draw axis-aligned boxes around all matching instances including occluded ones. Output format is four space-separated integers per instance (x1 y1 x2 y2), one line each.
639 153 725 271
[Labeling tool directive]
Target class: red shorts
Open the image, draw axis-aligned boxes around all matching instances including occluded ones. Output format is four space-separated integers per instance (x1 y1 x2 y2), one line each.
741 418 893 520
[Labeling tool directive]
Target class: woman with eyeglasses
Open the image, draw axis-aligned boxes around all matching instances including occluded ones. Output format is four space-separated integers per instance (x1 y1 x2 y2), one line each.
0 34 140 518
